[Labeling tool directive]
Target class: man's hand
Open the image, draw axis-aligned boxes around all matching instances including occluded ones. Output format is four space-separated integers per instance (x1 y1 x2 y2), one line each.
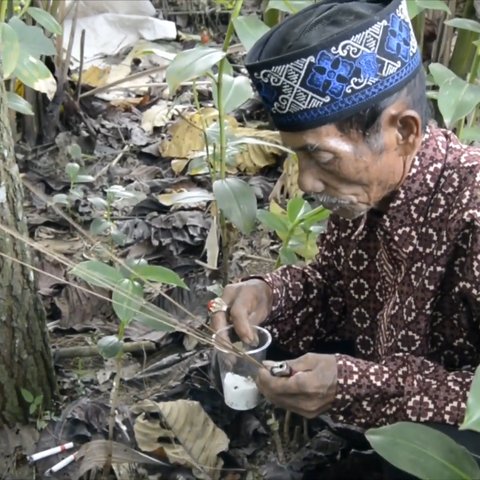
257 353 337 418
210 279 273 344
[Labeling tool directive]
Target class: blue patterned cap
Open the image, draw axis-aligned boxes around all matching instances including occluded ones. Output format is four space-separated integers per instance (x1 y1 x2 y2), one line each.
245 0 421 132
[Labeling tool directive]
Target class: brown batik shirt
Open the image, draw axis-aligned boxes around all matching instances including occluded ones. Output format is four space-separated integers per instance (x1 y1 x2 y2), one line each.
261 127 480 428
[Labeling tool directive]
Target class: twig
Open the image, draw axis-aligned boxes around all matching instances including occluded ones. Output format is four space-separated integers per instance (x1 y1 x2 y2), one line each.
53 341 156 360
241 253 276 263
283 410 292 444
267 412 286 464
93 144 130 181
76 29 86 103
79 66 169 99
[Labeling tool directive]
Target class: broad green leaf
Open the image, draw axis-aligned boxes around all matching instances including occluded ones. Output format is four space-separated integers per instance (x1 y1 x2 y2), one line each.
71 260 124 290
429 63 480 127
301 205 330 227
287 197 310 223
460 366 480 432
131 264 187 289
65 162 80 180
166 46 226 94
75 174 95 183
279 245 298 265
366 422 480 480
14 54 57 99
6 92 34 115
133 304 176 333
445 18 480 34
460 126 480 143
90 218 111 235
408 0 451 18
232 15 269 51
88 196 108 210
27 7 63 35
8 17 56 58
211 74 254 113
112 279 143 324
0 23 20 78
52 193 69 205
257 209 289 235
21 388 34 403
213 177 257 234
68 144 82 161
265 0 314 13
97 335 123 359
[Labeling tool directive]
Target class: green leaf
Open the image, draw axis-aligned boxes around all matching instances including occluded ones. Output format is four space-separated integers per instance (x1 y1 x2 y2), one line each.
75 174 95 183
279 246 298 265
97 335 123 359
366 422 480 480
232 15 269 51
33 394 43 407
65 162 80 181
460 366 480 432
67 144 82 161
14 54 57 99
27 7 63 35
71 260 124 290
265 0 314 14
166 46 226 94
29 403 37 415
131 264 187 289
408 0 451 17
0 23 20 78
52 193 69 205
6 92 34 115
213 177 257 234
212 74 254 113
20 388 34 403
133 305 176 333
112 279 143 324
300 205 330 227
90 218 111 235
429 63 480 128
445 18 480 34
257 209 289 235
8 17 56 58
460 126 480 143
287 197 310 223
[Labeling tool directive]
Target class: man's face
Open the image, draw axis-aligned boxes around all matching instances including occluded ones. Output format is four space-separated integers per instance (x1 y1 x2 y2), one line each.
280 123 411 219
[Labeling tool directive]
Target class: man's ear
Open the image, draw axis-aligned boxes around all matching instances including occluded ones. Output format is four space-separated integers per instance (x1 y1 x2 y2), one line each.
382 103 423 157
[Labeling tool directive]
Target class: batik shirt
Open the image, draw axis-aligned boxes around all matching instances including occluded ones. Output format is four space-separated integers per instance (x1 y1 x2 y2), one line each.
262 127 480 428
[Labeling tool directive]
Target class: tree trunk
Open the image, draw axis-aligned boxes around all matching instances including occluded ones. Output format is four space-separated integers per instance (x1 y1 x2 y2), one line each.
0 75 56 426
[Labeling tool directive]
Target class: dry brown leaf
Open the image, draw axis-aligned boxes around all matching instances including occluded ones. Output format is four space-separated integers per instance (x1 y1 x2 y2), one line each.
81 65 111 87
233 127 283 175
160 108 237 159
161 108 285 176
132 399 229 480
74 439 167 480
269 153 301 202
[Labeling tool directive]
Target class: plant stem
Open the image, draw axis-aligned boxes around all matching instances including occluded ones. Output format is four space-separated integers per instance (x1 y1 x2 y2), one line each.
0 0 7 23
217 0 243 180
215 0 243 285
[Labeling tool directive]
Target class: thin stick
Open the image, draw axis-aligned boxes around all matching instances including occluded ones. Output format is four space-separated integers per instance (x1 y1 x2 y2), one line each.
54 341 156 360
93 144 130 181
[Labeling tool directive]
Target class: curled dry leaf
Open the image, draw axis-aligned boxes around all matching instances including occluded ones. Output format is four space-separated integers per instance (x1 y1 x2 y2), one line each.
160 108 284 175
132 399 229 480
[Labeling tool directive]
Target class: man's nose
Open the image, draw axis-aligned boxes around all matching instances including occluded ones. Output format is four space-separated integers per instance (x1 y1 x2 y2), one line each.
298 167 325 194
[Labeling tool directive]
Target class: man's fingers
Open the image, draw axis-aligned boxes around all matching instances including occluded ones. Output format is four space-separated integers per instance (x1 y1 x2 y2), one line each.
257 366 310 396
229 302 257 344
210 311 228 332
287 353 320 372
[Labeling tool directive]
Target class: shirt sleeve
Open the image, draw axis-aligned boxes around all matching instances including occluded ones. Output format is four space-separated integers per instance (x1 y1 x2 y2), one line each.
332 353 472 427
331 217 480 428
259 217 349 355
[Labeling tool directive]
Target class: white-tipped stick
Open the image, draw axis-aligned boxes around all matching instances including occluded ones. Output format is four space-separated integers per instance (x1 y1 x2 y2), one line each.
27 442 74 463
44 451 78 476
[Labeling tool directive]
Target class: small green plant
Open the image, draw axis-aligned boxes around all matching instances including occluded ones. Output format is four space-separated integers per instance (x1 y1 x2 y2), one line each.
71 258 188 356
257 196 330 266
0 0 61 114
20 387 57 429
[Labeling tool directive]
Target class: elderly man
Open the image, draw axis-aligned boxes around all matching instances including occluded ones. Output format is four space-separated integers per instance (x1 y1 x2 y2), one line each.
211 0 480 441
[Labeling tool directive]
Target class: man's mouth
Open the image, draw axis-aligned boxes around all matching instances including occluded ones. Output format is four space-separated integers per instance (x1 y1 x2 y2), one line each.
312 193 353 210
